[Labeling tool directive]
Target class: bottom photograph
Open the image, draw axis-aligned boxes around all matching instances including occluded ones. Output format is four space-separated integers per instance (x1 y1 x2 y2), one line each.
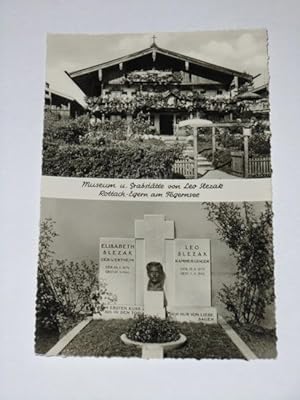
35 199 276 360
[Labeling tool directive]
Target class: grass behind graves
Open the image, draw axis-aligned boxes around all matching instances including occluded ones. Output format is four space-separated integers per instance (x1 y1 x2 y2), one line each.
229 321 277 359
60 319 245 359
165 322 244 359
35 329 60 355
62 319 141 358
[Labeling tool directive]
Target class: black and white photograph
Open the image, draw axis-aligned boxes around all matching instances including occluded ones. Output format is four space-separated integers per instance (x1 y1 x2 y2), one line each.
44 30 270 180
36 199 276 360
2 0 300 398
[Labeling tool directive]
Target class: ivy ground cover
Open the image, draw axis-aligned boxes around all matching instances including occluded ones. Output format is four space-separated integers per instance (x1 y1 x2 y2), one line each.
59 319 245 359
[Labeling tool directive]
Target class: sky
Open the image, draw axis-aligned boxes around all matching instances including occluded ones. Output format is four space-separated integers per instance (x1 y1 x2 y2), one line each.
46 29 269 106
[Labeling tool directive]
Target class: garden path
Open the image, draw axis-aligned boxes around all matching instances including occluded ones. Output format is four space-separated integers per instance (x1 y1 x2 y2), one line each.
203 169 239 179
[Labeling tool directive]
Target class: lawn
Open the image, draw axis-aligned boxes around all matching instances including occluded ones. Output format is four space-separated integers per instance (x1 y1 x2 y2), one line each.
35 329 60 354
229 322 277 359
60 319 245 359
62 320 141 358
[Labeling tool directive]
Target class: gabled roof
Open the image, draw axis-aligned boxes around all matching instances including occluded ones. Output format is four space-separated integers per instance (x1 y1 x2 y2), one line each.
45 83 86 108
51 89 75 102
66 43 253 97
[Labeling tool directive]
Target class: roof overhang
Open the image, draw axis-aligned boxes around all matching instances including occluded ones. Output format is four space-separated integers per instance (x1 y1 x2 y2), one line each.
66 45 253 97
51 89 74 102
252 83 269 96
50 90 85 109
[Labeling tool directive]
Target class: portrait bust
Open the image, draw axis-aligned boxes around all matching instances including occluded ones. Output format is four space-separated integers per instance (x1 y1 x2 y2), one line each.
146 261 165 291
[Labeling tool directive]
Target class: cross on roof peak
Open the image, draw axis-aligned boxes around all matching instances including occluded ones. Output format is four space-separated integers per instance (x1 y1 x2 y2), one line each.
151 34 157 47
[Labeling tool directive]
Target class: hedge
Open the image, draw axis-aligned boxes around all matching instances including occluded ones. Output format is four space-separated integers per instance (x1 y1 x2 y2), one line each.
44 113 90 144
42 140 183 179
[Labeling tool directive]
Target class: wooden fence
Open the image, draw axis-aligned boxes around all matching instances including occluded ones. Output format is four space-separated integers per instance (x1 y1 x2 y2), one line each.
248 156 271 178
173 158 195 178
231 151 244 177
231 151 271 178
45 105 71 119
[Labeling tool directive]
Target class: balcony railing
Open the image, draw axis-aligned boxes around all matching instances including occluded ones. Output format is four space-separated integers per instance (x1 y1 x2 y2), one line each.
86 91 243 114
237 99 270 113
118 70 183 85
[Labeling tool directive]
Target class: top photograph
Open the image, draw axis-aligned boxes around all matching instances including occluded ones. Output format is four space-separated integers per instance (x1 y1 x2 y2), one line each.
43 30 270 180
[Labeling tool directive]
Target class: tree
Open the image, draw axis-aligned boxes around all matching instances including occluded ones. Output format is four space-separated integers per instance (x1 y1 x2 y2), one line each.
36 218 62 332
205 202 274 325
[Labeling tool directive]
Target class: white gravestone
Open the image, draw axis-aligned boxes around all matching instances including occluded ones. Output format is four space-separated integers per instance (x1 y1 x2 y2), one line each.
165 238 217 323
99 238 136 303
98 215 217 323
174 239 211 306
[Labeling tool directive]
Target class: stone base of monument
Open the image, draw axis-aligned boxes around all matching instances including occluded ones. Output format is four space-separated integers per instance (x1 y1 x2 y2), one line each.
144 291 166 319
120 333 187 359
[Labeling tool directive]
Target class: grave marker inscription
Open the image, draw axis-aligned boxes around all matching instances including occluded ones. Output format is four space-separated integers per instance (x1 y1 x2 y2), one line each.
99 238 136 304
174 239 211 307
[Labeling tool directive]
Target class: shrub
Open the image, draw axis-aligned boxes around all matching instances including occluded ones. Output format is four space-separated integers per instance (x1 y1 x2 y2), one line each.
36 218 62 332
90 285 117 316
42 141 183 179
81 119 128 145
36 218 115 333
42 140 61 176
42 111 183 178
214 129 270 157
130 111 157 137
47 259 99 331
208 148 231 169
251 119 270 135
126 314 180 343
79 112 157 145
205 202 274 325
248 132 271 156
44 113 90 144
216 129 242 149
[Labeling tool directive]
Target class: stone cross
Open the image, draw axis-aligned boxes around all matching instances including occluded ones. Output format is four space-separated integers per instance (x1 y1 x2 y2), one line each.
135 215 174 264
135 215 174 318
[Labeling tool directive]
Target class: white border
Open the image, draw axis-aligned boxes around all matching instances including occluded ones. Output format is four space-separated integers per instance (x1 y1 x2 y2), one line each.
41 176 272 202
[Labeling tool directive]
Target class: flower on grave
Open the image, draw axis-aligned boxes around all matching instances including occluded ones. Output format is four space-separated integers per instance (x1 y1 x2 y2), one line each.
126 314 180 343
